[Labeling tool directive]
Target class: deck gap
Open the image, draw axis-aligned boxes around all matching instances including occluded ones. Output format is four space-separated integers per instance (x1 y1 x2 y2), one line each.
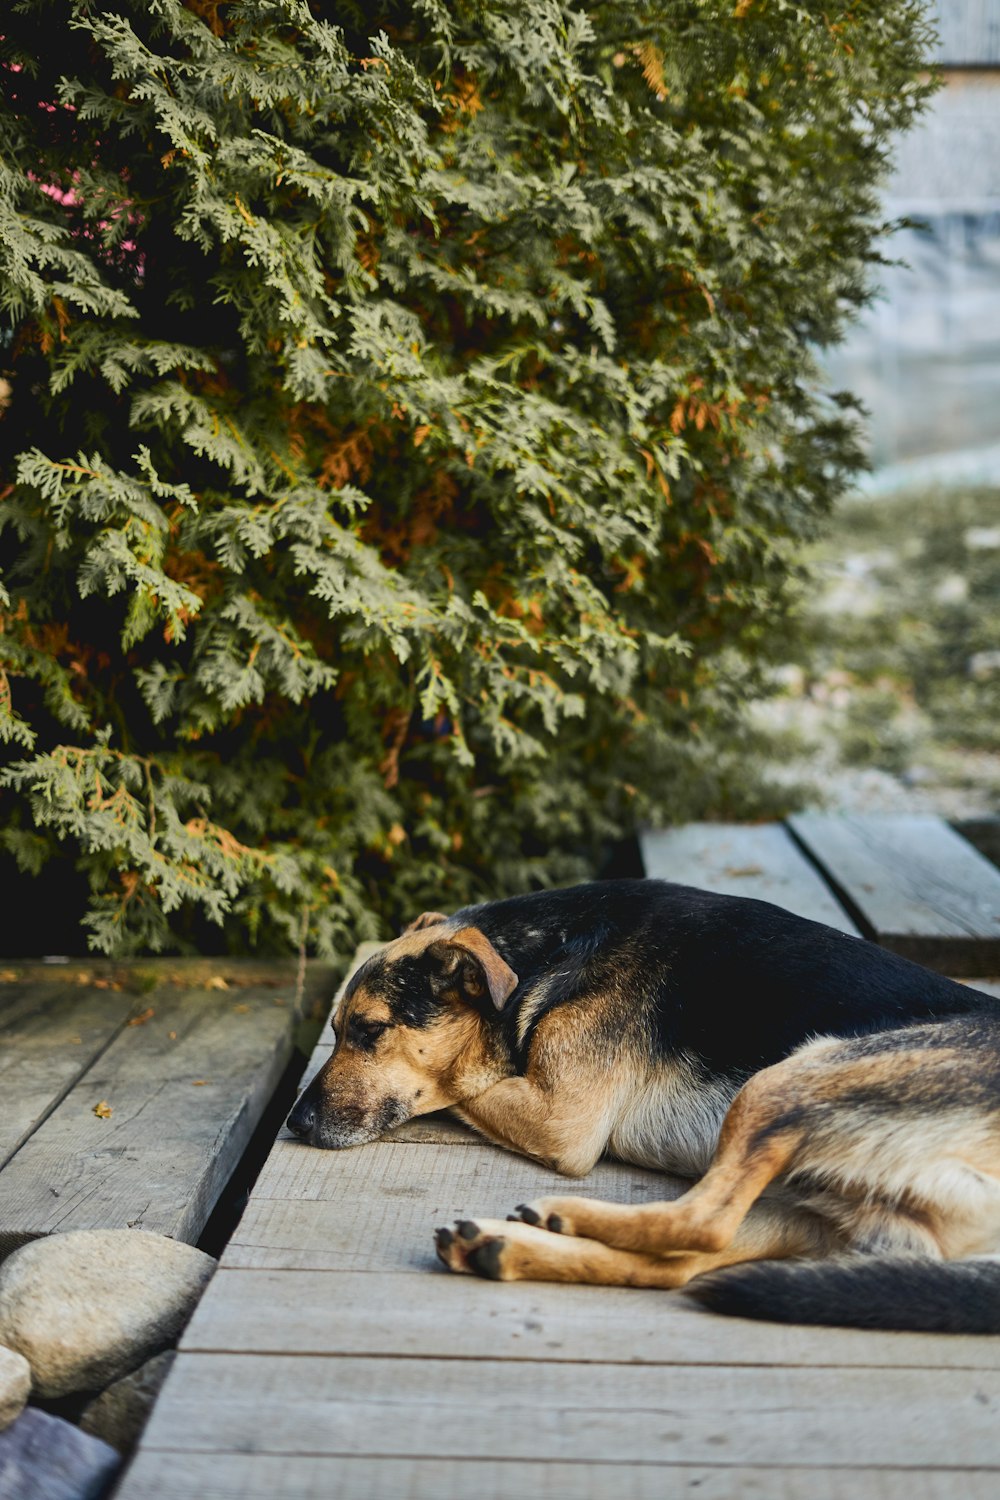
171 1343 1000 1374
129 1444 1000 1473
196 1045 318 1261
783 820 879 941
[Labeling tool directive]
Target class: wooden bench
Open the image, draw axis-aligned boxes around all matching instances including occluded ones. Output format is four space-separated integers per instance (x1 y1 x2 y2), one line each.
118 814 1000 1499
642 813 1000 980
0 959 335 1256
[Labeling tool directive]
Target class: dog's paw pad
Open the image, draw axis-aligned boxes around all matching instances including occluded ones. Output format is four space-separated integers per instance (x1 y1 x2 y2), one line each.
514 1203 541 1226
467 1236 508 1281
546 1213 564 1234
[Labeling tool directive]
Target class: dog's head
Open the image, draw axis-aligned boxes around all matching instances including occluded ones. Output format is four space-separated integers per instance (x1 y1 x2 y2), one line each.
286 914 519 1150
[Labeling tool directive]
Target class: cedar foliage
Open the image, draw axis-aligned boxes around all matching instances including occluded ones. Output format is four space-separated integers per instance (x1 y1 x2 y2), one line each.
0 0 936 954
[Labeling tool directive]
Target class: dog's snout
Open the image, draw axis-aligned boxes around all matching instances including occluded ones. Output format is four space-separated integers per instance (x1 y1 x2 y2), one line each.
286 1093 316 1139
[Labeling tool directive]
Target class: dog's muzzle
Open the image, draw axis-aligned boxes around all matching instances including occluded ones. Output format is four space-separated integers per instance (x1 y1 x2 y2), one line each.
286 1081 409 1150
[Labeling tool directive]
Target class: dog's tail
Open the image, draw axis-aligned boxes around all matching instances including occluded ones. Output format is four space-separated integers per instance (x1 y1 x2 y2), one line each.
685 1255 1000 1334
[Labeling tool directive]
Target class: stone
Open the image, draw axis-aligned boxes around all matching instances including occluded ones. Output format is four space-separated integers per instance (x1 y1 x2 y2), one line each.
0 1230 214 1398
79 1349 175 1455
0 1345 30 1432
0 1407 119 1500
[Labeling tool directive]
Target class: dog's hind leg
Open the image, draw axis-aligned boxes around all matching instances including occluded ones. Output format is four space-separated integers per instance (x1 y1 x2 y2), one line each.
510 1048 818 1258
512 1025 1000 1262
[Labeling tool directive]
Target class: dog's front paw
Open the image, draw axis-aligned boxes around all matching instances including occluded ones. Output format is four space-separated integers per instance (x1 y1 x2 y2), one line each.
434 1217 547 1281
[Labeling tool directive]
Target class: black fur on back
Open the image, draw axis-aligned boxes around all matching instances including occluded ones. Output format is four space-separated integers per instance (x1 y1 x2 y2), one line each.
686 1255 1000 1334
452 880 1000 1075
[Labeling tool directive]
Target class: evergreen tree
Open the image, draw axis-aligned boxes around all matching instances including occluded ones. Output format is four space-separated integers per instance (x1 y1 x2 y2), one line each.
0 0 936 954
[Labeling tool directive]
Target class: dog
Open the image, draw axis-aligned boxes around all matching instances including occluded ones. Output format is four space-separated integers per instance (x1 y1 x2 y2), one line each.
287 878 1000 1333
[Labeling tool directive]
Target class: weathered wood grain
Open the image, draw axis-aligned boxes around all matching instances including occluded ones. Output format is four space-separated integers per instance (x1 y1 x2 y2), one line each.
137 1352 1000 1468
185 1266 1000 1371
228 1138 679 1272
0 981 135 1171
639 822 860 933
0 958 340 995
788 813 1000 974
0 985 298 1249
117 1453 1000 1500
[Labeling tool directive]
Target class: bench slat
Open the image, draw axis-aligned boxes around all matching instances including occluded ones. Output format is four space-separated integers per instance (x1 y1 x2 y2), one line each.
639 822 859 933
788 813 1000 975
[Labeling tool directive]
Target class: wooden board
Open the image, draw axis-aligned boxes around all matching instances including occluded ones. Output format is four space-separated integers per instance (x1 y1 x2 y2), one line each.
0 983 300 1251
639 822 860 933
184 1266 1000 1371
119 1453 1000 1500
228 1139 681 1270
136 1352 1000 1468
789 813 1000 974
0 981 136 1170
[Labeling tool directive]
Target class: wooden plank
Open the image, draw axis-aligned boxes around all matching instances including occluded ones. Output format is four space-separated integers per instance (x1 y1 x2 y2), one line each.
136 1352 1000 1467
0 981 136 1170
226 1141 683 1272
639 823 859 933
789 814 1000 974
1 958 341 993
184 1266 1000 1371
117 1452 1000 1500
0 984 299 1249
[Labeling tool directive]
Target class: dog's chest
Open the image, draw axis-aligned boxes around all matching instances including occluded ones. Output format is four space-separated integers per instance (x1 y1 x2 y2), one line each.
607 1062 736 1177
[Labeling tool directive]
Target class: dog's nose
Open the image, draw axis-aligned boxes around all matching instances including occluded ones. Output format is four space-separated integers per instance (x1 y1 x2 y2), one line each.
286 1095 315 1139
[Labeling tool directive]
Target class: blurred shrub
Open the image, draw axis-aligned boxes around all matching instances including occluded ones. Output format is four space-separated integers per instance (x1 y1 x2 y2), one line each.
794 487 1000 774
0 0 935 952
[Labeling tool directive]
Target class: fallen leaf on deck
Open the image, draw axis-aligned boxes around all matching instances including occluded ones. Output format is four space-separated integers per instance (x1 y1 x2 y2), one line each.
207 976 229 991
126 1007 155 1027
93 1100 113 1119
191 1079 211 1086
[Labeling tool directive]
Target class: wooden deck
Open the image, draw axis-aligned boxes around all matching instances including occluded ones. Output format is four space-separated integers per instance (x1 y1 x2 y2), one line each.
0 959 334 1256
117 815 1000 1498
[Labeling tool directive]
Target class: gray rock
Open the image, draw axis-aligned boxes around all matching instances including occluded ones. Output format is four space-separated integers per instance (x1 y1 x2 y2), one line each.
0 1231 214 1398
0 1407 119 1500
0 1346 30 1433
78 1349 175 1455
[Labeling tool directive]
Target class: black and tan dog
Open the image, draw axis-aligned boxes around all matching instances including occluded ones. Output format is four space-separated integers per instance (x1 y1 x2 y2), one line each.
287 879 1000 1332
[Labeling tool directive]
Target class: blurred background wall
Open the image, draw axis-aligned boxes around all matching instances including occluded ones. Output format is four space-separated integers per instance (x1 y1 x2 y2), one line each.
825 0 1000 486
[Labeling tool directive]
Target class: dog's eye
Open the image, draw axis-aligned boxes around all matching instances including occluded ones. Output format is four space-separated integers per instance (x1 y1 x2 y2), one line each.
347 1018 390 1051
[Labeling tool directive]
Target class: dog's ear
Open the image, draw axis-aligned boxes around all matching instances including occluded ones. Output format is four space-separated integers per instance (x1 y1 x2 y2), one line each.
401 910 449 935
426 927 519 1012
